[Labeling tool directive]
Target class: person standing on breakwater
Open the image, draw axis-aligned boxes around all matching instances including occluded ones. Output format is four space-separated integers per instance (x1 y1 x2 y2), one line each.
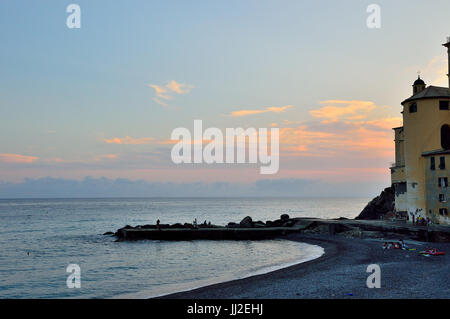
156 219 161 230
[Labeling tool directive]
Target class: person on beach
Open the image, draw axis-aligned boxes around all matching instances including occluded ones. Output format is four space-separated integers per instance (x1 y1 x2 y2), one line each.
399 239 407 250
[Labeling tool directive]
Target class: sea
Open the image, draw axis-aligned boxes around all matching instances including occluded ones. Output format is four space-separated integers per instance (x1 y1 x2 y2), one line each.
0 197 369 298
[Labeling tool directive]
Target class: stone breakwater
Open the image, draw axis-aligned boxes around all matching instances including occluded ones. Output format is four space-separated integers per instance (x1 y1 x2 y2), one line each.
111 215 297 241
107 214 450 243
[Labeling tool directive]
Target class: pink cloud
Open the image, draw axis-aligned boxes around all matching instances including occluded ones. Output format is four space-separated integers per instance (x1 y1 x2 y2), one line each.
104 136 155 145
230 105 293 117
148 80 194 107
310 100 376 123
278 100 400 158
0 153 39 164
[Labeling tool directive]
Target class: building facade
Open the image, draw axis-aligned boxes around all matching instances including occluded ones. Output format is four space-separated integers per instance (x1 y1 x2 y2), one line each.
391 39 450 225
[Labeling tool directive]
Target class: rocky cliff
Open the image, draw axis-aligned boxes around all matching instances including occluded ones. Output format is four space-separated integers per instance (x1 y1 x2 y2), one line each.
355 186 395 220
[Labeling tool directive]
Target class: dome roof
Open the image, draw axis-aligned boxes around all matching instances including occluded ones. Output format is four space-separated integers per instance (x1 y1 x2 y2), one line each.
402 85 450 105
414 76 425 86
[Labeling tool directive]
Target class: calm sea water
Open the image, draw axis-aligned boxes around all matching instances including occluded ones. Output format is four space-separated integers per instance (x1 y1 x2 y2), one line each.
0 197 368 298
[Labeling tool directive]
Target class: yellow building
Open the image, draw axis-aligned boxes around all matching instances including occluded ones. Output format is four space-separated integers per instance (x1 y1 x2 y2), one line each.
391 38 450 225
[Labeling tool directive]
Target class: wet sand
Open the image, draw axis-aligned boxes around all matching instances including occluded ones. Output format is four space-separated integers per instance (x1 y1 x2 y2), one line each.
161 233 450 299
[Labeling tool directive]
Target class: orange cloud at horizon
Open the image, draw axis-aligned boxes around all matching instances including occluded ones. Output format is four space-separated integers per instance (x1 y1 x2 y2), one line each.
103 137 214 146
230 105 293 117
104 136 156 145
310 100 376 123
356 117 403 130
0 153 39 163
279 123 395 158
42 154 119 164
95 154 118 161
278 99 400 158
48 98 398 184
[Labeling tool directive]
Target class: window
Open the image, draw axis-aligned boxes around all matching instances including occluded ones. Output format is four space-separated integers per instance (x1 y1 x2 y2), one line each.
439 194 445 202
440 101 449 110
439 156 446 170
395 182 407 193
409 102 417 113
438 177 448 187
431 157 435 170
441 124 450 150
440 208 448 216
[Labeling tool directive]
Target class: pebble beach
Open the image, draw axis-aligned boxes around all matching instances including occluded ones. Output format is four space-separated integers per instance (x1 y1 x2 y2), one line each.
163 233 450 299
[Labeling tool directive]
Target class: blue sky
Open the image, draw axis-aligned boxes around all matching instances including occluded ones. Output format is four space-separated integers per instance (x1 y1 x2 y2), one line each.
0 0 449 197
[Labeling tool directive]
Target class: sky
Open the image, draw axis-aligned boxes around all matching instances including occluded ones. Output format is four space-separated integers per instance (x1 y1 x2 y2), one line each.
0 0 449 197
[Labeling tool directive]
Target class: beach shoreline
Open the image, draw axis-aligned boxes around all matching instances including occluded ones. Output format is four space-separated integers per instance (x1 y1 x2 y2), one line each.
113 240 324 299
159 233 450 299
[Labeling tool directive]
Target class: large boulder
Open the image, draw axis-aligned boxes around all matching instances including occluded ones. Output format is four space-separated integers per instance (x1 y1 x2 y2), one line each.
253 221 266 228
239 216 253 228
266 219 284 227
355 186 395 220
280 214 290 221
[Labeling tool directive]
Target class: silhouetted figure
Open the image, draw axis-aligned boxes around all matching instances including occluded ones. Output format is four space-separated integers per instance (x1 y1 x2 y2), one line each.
156 219 161 230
